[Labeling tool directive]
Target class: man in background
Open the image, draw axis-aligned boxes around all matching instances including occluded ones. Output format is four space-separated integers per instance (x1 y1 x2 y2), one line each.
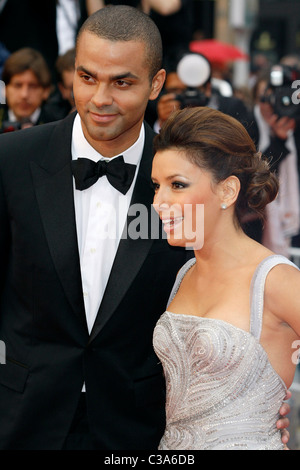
0 48 60 133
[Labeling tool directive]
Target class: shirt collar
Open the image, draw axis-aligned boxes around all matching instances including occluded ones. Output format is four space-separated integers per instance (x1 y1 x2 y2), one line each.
71 112 144 166
8 107 41 124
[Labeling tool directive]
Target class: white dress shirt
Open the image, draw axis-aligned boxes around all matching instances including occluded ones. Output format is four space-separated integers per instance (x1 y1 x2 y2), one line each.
71 113 144 333
8 107 41 124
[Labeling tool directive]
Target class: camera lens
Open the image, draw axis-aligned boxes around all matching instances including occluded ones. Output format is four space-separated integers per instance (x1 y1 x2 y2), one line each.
282 95 291 107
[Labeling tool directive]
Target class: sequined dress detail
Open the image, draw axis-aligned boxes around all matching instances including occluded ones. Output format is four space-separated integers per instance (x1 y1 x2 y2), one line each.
153 255 298 450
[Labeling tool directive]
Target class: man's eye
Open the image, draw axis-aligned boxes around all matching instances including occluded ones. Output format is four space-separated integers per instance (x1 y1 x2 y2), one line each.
81 74 94 83
115 80 129 87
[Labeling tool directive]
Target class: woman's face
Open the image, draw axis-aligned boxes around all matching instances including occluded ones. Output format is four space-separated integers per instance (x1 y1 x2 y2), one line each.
152 149 222 250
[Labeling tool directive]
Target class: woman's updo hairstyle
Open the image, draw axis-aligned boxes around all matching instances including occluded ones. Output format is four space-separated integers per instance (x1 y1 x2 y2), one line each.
153 107 279 226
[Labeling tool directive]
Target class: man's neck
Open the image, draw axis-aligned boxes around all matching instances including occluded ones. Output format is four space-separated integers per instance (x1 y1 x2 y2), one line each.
80 119 144 159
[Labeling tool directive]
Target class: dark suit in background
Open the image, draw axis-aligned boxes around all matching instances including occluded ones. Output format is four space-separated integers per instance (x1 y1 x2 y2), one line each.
0 102 63 132
0 0 89 81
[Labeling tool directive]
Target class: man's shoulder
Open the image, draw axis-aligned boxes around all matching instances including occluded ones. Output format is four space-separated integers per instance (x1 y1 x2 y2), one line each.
144 120 157 139
0 113 75 167
0 119 57 153
218 94 248 114
0 104 9 130
143 120 157 154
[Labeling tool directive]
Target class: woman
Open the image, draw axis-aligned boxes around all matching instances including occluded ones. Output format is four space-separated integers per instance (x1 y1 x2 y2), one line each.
151 107 300 450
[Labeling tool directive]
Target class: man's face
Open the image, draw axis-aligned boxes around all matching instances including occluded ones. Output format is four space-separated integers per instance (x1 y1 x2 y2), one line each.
5 69 50 120
164 72 211 100
165 72 187 95
73 32 165 157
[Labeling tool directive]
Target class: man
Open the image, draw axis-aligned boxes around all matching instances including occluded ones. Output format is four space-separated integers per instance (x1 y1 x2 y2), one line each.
0 5 290 450
251 69 300 254
0 48 59 133
0 5 186 450
154 58 251 132
48 47 76 120
0 0 105 80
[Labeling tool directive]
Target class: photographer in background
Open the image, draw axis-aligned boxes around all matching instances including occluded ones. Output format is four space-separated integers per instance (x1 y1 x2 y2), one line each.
0 48 60 133
154 53 252 132
252 65 300 255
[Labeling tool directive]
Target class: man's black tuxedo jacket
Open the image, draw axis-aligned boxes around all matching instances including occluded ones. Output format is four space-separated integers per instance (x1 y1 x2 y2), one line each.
0 112 188 449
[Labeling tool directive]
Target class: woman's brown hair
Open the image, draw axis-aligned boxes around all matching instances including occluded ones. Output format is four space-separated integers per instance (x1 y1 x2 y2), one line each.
153 106 279 226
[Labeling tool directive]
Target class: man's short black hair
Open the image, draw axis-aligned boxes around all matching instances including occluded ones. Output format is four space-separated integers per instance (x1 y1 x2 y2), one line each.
77 5 163 80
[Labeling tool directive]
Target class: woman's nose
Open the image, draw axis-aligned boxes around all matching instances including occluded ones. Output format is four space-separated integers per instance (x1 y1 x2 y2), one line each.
153 189 170 214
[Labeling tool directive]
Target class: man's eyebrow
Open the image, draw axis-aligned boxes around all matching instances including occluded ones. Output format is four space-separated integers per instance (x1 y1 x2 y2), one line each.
76 65 97 78
76 66 139 81
112 72 139 81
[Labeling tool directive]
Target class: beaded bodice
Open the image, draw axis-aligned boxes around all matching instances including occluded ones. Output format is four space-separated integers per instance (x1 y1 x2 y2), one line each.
153 255 298 450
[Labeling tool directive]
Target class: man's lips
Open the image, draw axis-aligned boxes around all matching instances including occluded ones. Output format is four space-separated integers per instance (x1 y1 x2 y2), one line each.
89 111 118 123
16 103 31 111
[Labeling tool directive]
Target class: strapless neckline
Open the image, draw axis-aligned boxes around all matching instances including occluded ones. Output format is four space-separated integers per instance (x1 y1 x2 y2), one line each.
153 255 299 449
164 310 288 394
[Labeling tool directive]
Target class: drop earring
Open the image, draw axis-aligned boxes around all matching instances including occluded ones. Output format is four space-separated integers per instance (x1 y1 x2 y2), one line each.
221 203 228 210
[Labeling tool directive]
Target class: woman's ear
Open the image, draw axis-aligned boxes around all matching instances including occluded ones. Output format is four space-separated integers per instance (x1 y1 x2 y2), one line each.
219 175 240 209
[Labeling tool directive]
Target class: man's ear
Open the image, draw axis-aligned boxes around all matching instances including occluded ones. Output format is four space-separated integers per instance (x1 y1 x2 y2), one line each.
219 175 240 208
149 69 166 101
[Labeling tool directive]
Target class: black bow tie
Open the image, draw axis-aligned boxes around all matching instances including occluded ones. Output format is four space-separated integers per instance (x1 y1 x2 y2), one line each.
71 156 136 194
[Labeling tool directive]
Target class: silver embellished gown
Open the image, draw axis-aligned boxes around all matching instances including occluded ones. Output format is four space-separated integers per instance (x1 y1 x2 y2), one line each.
153 255 298 450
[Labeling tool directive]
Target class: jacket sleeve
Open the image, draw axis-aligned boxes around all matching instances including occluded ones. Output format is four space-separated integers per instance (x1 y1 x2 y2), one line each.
0 168 10 296
262 135 290 174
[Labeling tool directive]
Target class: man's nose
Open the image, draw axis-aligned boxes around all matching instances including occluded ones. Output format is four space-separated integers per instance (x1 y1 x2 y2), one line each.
20 85 30 98
91 83 113 107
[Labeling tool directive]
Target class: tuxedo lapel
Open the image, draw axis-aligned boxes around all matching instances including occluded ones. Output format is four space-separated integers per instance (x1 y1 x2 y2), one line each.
31 116 157 339
88 123 156 343
30 113 87 327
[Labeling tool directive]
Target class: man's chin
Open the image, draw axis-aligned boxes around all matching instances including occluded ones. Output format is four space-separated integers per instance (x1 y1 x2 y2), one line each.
83 119 121 142
15 112 32 121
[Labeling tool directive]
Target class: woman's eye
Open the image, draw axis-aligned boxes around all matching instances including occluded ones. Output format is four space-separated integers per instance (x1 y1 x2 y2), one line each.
152 182 159 191
172 181 187 189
